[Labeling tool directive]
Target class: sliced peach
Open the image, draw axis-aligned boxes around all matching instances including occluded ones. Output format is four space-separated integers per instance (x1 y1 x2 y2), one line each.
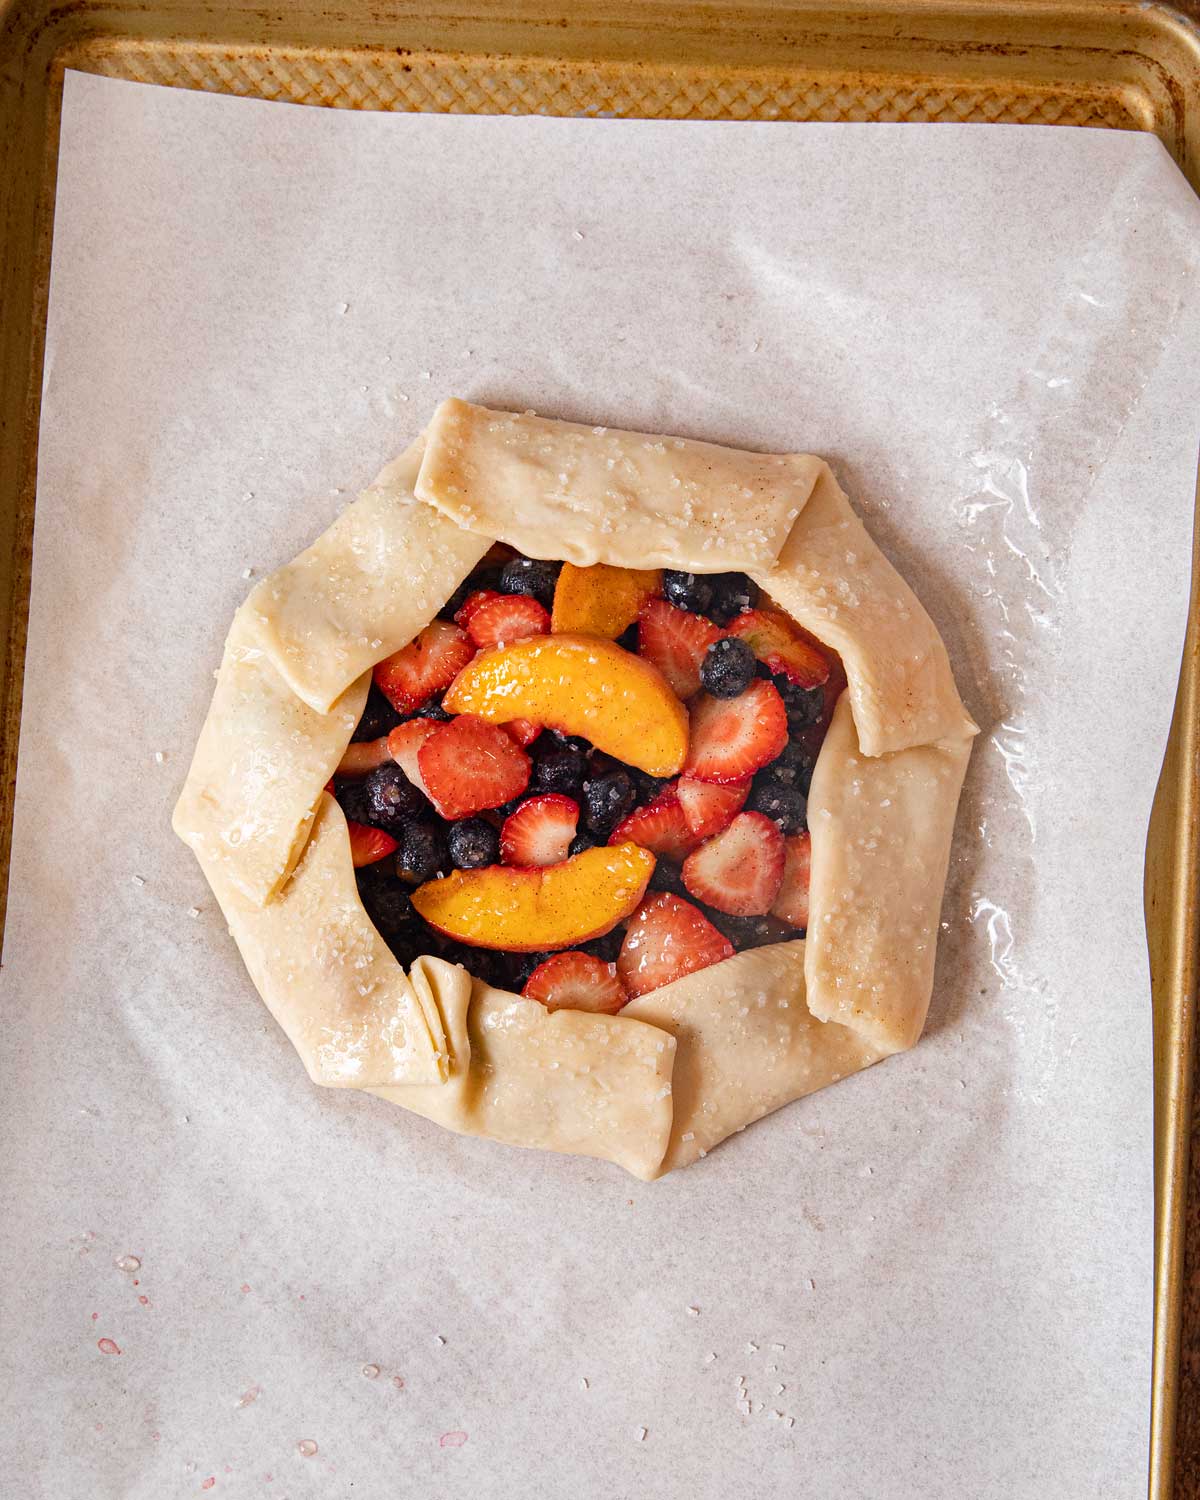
443 634 688 777
411 843 655 952
551 563 662 639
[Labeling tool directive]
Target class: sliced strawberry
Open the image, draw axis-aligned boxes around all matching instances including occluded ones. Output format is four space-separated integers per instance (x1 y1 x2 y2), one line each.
617 893 734 998
610 785 701 862
454 588 504 629
771 831 812 929
467 594 551 651
418 714 531 820
335 735 393 778
500 794 580 867
522 951 628 1014
684 680 788 784
726 609 830 689
387 718 439 795
374 620 474 713
676 776 751 839
638 597 723 700
504 717 543 748
346 821 398 869
682 811 785 916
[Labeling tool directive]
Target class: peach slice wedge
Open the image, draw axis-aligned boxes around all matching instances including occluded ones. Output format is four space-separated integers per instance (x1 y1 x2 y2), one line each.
411 842 656 952
550 562 662 640
443 634 688 777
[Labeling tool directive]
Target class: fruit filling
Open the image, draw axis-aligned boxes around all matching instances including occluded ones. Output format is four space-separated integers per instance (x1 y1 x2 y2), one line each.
337 546 838 1005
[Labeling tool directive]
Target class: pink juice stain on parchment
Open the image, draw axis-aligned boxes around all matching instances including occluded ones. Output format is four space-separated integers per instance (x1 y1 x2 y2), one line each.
439 1431 468 1449
97 1338 121 1355
200 1480 215 1492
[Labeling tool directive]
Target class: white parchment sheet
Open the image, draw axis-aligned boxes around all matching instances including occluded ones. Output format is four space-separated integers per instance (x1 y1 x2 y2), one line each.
3 70 1199 1500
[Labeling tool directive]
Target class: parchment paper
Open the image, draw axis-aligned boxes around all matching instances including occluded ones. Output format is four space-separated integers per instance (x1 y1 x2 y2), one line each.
4 71 1199 1499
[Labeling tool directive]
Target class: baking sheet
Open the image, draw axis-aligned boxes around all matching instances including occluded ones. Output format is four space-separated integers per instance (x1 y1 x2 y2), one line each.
4 71 1200 1498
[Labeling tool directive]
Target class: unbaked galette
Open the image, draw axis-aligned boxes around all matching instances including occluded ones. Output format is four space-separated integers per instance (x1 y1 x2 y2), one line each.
174 399 976 1178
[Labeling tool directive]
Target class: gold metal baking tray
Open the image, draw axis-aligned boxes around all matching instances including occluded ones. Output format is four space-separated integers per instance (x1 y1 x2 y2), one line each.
2 3 1197 1494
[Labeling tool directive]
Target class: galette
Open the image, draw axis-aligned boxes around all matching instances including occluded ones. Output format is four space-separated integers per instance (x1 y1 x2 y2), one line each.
174 399 976 1179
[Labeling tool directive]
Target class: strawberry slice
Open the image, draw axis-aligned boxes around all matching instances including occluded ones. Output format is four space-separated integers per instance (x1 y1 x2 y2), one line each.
617 893 735 998
418 714 531 820
387 718 439 796
682 811 785 916
504 717 543 748
467 594 551 651
335 735 393 778
346 821 398 869
500 794 580 866
610 785 702 861
374 620 474 713
683 680 788 784
638 597 723 700
771 831 812 929
522 951 628 1014
676 776 751 839
454 588 504 629
726 609 830 689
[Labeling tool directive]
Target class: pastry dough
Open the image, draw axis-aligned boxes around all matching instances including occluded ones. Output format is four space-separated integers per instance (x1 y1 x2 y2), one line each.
623 945 883 1172
172 608 368 907
176 401 975 1176
805 694 973 1052
416 398 824 572
243 441 491 714
204 794 448 1088
753 463 978 757
371 957 677 1181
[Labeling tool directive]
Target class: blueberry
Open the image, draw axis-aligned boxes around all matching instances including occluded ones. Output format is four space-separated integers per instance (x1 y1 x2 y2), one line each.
433 936 487 974
549 730 591 755
776 676 825 731
364 762 428 831
709 572 760 623
568 830 600 857
480 950 527 992
447 817 499 869
583 770 637 836
333 777 372 826
382 927 428 969
513 951 552 988
494 795 526 821
700 637 756 698
396 820 449 884
532 746 587 797
763 740 816 795
352 683 402 742
629 768 669 802
615 623 640 652
705 911 794 949
647 860 688 897
356 869 418 937
747 779 808 833
500 557 560 608
411 700 451 721
662 569 714 615
578 928 623 963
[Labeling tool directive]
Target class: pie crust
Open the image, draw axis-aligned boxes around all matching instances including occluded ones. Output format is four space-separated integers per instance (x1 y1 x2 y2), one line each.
174 399 976 1178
